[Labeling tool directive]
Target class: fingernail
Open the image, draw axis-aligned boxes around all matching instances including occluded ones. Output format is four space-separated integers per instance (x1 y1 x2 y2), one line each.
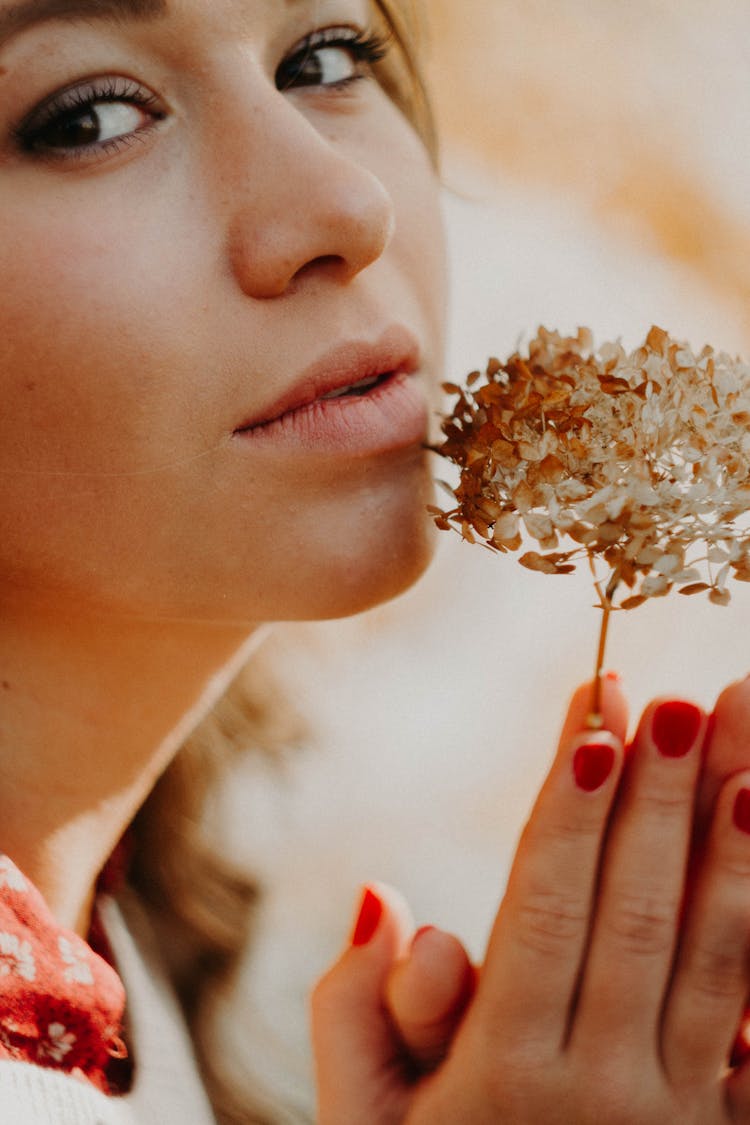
733 789 750 835
351 887 383 947
573 742 616 792
730 1008 750 1068
652 700 703 758
604 670 622 683
410 925 436 951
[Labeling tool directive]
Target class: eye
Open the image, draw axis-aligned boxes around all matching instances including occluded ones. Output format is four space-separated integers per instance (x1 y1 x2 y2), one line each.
276 26 390 92
15 77 165 160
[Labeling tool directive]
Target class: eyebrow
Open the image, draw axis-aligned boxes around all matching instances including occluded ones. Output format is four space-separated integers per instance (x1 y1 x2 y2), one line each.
0 0 168 49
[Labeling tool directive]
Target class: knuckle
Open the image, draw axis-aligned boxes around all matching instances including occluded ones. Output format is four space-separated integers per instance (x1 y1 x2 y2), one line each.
521 811 602 865
515 886 589 955
548 796 611 841
720 851 750 882
551 810 605 842
638 784 692 818
603 892 677 957
686 938 747 1003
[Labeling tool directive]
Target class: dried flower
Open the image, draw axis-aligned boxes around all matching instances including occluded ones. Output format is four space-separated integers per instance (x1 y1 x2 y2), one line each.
430 326 750 714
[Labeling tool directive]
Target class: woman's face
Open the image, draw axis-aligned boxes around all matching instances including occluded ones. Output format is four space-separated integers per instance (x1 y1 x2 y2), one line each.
0 0 446 624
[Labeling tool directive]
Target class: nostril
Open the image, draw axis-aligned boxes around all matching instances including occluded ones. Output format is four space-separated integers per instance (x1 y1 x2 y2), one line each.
292 254 352 285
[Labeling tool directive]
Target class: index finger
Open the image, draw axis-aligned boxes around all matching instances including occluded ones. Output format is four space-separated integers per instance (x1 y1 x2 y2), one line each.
556 675 629 755
470 678 628 1052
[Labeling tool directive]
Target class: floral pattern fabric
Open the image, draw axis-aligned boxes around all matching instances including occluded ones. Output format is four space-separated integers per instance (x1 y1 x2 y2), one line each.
0 855 127 1093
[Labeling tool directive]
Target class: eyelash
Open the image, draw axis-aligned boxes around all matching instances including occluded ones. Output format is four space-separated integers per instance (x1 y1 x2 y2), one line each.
14 76 163 162
12 26 391 164
275 26 391 92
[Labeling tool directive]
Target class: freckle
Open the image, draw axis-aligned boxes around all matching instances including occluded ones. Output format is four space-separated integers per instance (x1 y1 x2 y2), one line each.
1 681 9 691
24 381 36 392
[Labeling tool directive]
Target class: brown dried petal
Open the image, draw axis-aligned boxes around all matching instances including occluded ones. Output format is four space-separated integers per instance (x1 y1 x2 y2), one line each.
640 574 671 597
595 523 624 546
524 513 555 542
621 594 649 610
512 481 536 513
537 454 567 484
433 325 750 619
519 552 563 575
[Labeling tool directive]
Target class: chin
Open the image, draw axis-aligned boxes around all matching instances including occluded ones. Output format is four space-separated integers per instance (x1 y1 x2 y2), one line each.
316 524 437 621
94 455 440 626
290 458 438 621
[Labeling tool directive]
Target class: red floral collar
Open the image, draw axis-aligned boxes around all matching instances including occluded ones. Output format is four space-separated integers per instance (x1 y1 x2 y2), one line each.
0 855 128 1094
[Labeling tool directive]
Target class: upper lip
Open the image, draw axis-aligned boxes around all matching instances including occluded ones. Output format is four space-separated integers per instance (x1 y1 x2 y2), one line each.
234 325 422 432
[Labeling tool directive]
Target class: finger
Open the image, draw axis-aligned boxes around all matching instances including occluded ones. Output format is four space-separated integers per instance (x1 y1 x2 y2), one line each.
698 675 750 833
473 677 627 1053
665 770 750 1090
385 926 476 1072
311 883 413 1125
571 698 706 1053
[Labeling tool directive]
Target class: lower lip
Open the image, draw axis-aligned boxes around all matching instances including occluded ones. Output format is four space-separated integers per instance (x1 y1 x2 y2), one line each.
233 371 429 454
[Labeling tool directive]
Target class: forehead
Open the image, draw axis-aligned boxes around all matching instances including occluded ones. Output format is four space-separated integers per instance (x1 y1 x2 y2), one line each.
0 0 358 45
0 0 163 34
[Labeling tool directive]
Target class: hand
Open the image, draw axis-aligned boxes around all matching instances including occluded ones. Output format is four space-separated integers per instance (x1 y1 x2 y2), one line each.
312 677 750 1123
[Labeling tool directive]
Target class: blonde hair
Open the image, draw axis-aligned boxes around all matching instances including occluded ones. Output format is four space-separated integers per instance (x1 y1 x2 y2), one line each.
128 4 437 1121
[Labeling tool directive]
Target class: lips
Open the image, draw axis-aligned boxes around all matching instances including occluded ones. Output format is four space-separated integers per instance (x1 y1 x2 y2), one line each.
234 326 422 434
318 371 389 399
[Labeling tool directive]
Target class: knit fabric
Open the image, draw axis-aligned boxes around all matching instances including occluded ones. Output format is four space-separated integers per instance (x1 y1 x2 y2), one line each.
0 890 218 1124
0 856 126 1093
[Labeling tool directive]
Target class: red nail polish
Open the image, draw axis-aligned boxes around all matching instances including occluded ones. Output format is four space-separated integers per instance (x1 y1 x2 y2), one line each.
351 887 383 947
411 925 436 950
652 700 703 758
573 742 615 792
733 789 750 835
730 1007 750 1068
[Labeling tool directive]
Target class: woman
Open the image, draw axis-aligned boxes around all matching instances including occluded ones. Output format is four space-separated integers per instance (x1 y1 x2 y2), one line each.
0 0 749 1121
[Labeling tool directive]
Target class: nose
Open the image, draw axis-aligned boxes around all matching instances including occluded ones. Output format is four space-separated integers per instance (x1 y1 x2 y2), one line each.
225 93 396 300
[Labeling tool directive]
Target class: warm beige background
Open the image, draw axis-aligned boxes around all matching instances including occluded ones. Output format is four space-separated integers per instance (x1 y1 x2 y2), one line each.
427 0 750 344
215 8 750 1119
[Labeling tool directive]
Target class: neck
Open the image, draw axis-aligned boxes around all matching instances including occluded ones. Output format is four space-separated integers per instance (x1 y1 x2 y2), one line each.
0 601 259 935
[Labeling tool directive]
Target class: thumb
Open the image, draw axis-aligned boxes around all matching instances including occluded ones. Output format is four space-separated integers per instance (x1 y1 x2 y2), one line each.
311 882 414 1125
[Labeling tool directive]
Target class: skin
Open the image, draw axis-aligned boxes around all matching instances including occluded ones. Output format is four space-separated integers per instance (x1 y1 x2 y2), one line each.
4 0 750 1118
0 0 446 932
316 679 750 1123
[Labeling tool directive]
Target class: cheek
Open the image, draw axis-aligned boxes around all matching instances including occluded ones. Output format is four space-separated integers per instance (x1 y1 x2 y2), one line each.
0 192 210 474
368 113 447 388
386 129 446 313
0 111 447 620
0 191 215 600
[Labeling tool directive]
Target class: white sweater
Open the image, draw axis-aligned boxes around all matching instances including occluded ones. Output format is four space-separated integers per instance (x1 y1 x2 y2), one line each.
0 894 217 1125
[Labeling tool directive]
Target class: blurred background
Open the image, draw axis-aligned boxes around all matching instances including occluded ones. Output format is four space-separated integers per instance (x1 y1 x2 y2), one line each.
213 4 750 1118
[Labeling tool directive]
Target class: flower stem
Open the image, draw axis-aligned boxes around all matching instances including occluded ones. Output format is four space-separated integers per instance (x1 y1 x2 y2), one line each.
587 570 620 729
588 606 611 725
